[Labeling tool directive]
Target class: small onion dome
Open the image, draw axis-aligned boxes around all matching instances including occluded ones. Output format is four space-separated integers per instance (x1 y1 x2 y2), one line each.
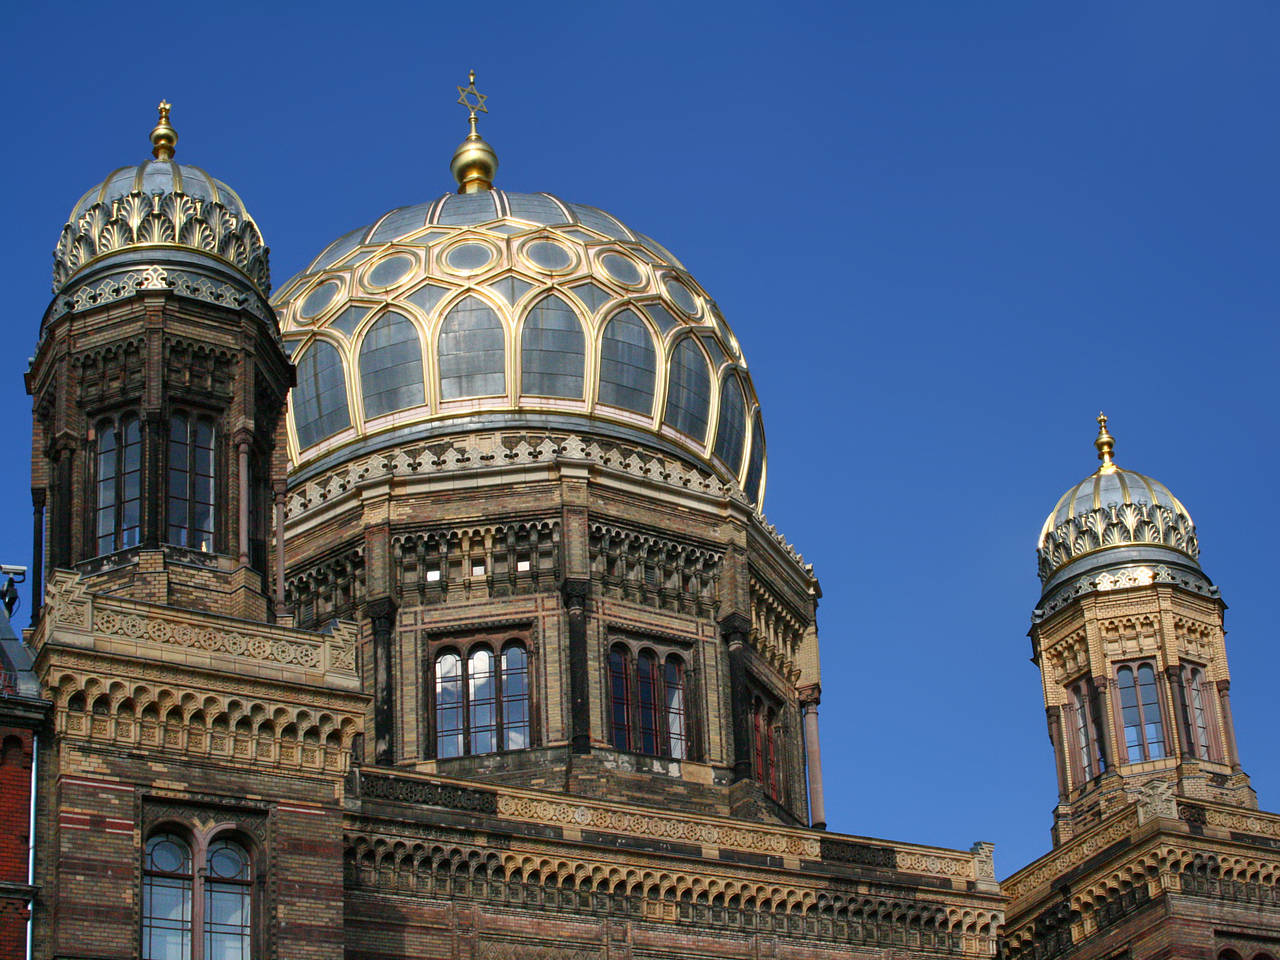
50 102 269 300
1037 414 1201 597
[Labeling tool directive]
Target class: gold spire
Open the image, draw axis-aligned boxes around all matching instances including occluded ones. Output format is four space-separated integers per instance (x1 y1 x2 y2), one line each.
150 100 177 161
1094 411 1117 473
450 70 498 193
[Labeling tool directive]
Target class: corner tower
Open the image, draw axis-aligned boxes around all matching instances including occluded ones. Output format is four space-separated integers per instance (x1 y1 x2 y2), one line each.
1031 414 1253 844
26 103 293 620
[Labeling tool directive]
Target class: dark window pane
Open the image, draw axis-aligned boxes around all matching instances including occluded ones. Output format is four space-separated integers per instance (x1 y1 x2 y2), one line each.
663 338 711 442
359 311 425 418
521 295 585 398
293 341 352 448
598 309 656 414
712 373 747 474
439 297 505 399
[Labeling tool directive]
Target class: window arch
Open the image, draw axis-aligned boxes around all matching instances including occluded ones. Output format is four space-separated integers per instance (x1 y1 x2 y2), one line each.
598 308 656 414
663 337 711 442
438 295 505 399
1184 665 1217 761
142 830 254 960
293 340 351 448
359 310 424 418
432 639 531 759
1068 680 1105 783
167 412 215 551
1117 661 1166 762
607 642 691 759
751 697 783 802
95 414 142 555
712 372 747 475
521 294 585 398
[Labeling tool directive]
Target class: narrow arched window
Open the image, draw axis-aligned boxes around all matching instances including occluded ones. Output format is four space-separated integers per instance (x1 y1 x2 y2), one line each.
1186 667 1214 760
637 650 660 755
204 838 252 959
359 310 424 418
1071 682 1094 781
95 415 143 554
663 337 711 442
609 645 632 751
438 296 505 400
765 708 780 801
751 699 766 783
1117 662 1166 762
521 294 585 398
664 655 687 760
142 833 192 960
468 646 497 755
168 414 215 551
501 642 530 751
293 340 351 448
435 651 464 758
743 410 765 507
598 309 656 414
712 373 747 475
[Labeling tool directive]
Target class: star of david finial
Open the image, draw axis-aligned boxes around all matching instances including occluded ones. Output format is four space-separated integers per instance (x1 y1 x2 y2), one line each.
456 69 488 128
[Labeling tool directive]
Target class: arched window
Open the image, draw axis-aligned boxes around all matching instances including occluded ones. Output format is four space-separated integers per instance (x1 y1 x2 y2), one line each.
609 645 633 751
608 643 690 760
521 294 585 398
743 410 765 507
598 309 656 414
95 414 142 555
142 832 192 960
765 707 780 801
1185 666 1215 760
712 373 747 475
663 337 711 442
751 698 766 782
751 697 782 802
432 640 531 759
359 310 424 418
293 340 351 448
438 296 505 400
1070 681 1096 781
168 413 215 551
204 838 252 959
1117 662 1166 762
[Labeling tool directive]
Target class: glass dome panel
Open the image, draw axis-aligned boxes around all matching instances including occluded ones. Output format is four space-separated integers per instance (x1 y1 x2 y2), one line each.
446 243 494 272
663 338 711 442
713 373 746 474
368 202 432 243
365 255 415 289
437 192 499 225
506 193 567 225
665 278 698 315
524 240 573 272
744 411 765 507
568 203 630 240
601 253 643 286
598 309 656 415
521 294 585 399
359 311 425 418
294 340 351 448
439 296 506 400
300 281 340 319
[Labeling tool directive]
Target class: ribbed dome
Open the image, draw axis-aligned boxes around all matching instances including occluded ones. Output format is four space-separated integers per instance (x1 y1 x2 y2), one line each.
1036 417 1200 593
273 190 767 507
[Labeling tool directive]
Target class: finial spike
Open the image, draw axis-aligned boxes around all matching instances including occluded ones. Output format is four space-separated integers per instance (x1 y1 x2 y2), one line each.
150 100 178 161
1095 411 1117 472
451 70 497 193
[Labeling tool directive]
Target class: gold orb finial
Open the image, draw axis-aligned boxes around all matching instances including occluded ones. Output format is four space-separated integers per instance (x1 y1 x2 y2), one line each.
150 100 178 161
1095 411 1117 473
451 69 497 193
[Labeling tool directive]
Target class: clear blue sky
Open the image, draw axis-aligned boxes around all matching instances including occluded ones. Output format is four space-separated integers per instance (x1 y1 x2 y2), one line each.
4 1 1277 877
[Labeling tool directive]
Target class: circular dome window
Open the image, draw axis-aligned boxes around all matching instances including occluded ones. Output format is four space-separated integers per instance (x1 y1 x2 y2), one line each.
364 254 415 290
601 252 644 287
664 277 698 315
445 242 496 274
522 239 575 273
299 280 340 320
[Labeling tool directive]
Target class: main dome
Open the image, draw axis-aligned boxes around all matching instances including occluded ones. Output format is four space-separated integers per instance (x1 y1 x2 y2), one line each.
273 189 767 507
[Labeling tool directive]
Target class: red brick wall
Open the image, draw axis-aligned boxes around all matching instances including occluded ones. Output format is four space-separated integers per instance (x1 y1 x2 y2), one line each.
0 727 33 960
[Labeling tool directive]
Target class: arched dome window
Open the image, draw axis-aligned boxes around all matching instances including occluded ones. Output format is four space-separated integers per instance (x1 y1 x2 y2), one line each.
1117 662 1166 762
743 411 766 506
359 311 424 418
712 372 747 475
663 337 711 442
293 340 351 448
438 296 506 400
597 309 656 415
521 294 585 398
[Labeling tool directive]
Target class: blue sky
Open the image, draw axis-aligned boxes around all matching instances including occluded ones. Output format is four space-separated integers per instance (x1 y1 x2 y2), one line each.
4 1 1278 876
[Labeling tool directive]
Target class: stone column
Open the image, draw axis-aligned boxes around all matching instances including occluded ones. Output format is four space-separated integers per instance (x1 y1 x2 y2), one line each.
141 410 164 549
367 596 398 765
720 612 753 782
237 438 251 566
799 685 826 829
1216 679 1242 771
563 578 591 755
273 486 287 614
30 489 45 619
